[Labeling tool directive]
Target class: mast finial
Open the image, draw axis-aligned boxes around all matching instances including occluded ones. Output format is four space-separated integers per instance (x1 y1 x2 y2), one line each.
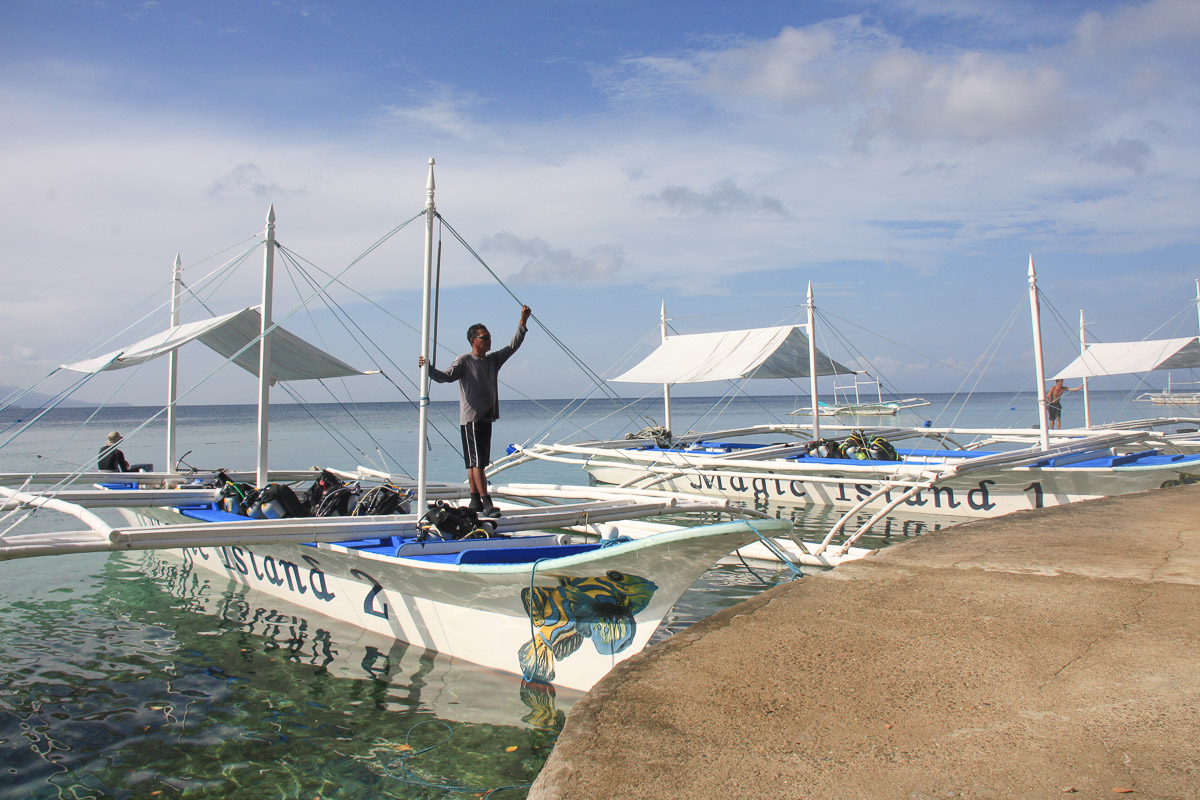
426 159 436 209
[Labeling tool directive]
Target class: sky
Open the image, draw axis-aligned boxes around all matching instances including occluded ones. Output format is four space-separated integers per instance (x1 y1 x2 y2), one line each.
2 0 1199 408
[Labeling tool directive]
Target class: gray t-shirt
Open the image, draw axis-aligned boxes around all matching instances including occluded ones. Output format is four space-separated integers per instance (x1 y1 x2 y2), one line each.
428 324 527 424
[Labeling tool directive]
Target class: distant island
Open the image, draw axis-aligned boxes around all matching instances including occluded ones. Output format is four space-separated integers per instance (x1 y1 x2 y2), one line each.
0 386 127 408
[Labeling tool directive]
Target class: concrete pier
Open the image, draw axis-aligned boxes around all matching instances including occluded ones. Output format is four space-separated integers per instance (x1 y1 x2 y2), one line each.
530 485 1200 800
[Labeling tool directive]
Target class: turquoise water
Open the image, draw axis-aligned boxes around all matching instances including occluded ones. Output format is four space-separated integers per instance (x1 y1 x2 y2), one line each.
0 391 1187 798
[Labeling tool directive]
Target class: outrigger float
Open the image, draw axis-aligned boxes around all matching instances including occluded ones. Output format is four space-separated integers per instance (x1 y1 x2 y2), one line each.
0 161 795 693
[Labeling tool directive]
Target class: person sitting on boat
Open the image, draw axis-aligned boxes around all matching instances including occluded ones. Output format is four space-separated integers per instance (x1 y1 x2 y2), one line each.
1046 378 1081 429
419 304 532 517
97 431 131 472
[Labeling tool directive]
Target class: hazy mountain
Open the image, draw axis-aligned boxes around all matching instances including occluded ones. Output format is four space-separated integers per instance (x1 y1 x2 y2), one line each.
0 386 121 408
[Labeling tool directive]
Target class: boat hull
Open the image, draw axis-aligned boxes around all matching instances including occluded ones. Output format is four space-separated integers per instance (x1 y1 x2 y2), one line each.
118 507 774 691
583 456 1200 518
1138 393 1200 405
129 547 588 726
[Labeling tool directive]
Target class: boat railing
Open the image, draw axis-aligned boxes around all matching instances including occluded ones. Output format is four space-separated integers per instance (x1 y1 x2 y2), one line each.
0 469 766 562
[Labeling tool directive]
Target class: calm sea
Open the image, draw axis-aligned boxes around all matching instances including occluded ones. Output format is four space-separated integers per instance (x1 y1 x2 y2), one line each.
0 390 1184 798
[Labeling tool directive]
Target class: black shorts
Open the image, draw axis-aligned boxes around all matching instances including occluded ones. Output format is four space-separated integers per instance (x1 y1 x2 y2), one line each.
460 421 493 469
1047 401 1062 421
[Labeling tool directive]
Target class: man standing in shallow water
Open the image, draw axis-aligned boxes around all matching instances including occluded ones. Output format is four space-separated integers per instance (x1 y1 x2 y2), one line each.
419 304 532 517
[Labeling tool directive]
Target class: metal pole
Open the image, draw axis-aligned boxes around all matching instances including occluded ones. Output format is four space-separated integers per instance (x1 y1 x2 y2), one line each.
660 301 672 435
167 253 181 473
1029 256 1050 450
256 207 276 488
807 282 821 441
417 159 436 514
1080 309 1091 428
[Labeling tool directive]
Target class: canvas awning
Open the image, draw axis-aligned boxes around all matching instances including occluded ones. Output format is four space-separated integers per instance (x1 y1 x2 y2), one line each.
1052 337 1200 379
62 307 366 382
610 325 856 384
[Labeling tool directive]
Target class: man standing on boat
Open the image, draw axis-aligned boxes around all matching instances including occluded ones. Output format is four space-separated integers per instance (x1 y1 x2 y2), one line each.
1046 378 1081 429
419 305 532 516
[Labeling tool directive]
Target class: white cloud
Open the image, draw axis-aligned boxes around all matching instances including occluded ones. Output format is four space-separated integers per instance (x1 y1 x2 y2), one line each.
1087 138 1151 174
209 163 307 199
1 1 1197 400
380 88 490 141
702 24 841 105
482 232 626 284
644 179 788 217
618 17 1078 145
863 53 1070 143
1073 0 1200 58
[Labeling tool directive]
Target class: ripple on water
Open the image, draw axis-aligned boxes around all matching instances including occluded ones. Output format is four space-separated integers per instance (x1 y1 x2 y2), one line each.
0 554 574 800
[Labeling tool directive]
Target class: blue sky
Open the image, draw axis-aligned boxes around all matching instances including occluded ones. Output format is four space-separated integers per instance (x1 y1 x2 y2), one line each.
3 0 1199 407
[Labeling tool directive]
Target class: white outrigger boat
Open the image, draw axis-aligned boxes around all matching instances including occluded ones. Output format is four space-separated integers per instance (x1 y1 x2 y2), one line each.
815 286 1200 453
1064 282 1200 415
1137 379 1200 405
497 262 1200 543
1049 281 1200 423
790 374 929 417
0 161 793 693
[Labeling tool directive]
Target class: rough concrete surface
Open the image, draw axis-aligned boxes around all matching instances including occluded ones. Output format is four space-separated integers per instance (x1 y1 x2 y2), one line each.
529 484 1200 800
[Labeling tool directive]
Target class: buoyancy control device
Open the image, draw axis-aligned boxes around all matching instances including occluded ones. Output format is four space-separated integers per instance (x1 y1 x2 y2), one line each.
837 429 899 461
352 484 410 516
421 500 498 540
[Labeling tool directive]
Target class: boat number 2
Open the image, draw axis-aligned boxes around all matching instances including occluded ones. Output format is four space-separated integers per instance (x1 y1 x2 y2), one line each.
350 569 389 619
1023 482 1044 508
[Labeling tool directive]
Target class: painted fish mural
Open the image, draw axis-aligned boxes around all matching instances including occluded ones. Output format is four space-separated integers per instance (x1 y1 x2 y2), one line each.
519 570 658 683
519 680 565 730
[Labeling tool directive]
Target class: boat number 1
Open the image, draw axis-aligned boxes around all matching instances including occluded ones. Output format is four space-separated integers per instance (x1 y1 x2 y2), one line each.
1023 482 1044 508
350 569 389 619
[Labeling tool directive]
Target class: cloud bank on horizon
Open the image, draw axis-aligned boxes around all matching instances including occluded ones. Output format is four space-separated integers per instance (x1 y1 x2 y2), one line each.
1 0 1197 404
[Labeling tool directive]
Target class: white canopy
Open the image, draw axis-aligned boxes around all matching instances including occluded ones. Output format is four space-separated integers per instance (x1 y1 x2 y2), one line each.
62 307 366 382
611 325 856 384
1052 337 1200 379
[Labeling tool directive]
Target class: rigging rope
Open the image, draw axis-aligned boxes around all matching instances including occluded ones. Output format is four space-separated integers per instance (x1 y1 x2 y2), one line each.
0 213 427 512
436 215 631 408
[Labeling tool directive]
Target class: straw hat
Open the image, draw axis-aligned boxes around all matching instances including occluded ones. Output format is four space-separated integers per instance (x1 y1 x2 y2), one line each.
106 431 122 444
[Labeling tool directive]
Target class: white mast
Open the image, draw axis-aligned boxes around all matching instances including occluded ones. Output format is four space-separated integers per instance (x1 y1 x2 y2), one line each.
256 206 276 489
660 301 672 435
1079 309 1091 428
167 253 181 473
417 159 436 514
807 281 821 440
1029 256 1050 450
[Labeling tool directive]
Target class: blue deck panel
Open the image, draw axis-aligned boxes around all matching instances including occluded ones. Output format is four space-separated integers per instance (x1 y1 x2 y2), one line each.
456 543 599 564
337 536 402 551
178 504 246 522
167 507 601 566
636 441 1197 470
400 543 602 565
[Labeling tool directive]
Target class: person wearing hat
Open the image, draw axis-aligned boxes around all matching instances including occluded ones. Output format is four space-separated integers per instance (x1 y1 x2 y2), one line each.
98 431 131 472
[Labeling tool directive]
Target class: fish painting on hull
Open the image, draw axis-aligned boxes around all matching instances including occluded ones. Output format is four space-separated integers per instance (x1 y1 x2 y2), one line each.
519 570 658 683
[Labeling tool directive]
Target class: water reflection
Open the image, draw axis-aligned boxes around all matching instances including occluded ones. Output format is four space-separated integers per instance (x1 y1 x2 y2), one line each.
134 549 583 727
754 499 972 551
0 551 577 800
